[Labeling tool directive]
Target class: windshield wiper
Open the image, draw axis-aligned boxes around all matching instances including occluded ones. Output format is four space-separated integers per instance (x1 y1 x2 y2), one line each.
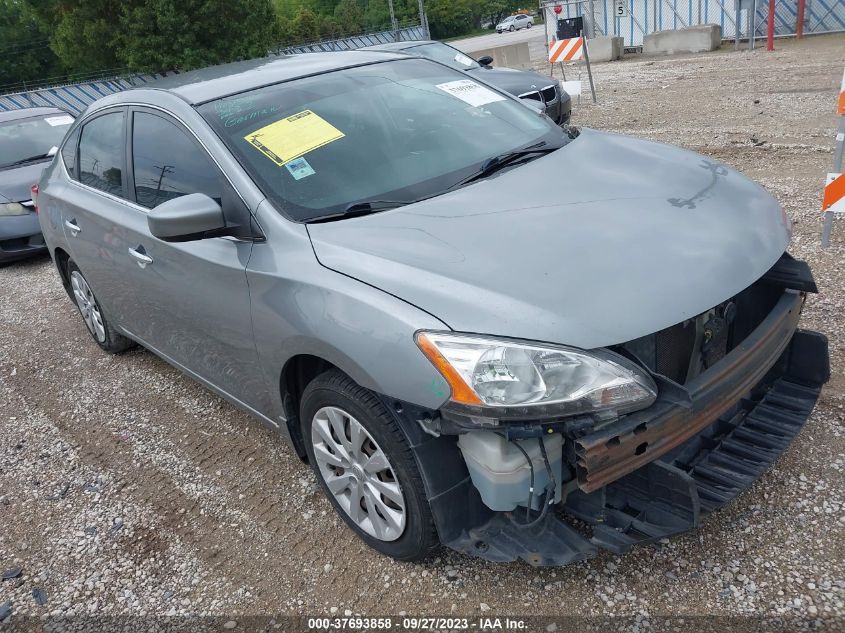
307 199 413 223
447 142 559 190
2 152 54 169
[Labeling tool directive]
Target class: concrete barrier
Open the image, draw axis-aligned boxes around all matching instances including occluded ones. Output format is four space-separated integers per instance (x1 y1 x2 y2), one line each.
643 25 722 55
587 36 624 62
464 42 534 70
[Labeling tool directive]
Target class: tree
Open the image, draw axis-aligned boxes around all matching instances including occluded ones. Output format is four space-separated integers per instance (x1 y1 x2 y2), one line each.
334 0 363 35
291 6 321 42
118 0 277 71
26 0 125 74
0 0 60 87
23 0 277 75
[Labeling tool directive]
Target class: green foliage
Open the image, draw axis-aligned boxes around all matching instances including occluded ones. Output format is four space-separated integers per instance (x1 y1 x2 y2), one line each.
21 0 278 76
0 0 60 87
5 0 522 86
119 0 278 72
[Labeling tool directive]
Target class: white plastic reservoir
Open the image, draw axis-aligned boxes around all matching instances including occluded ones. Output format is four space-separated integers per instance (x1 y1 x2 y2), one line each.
457 431 564 512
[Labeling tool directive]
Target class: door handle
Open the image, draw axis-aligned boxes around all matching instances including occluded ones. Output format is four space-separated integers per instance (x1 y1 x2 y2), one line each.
128 246 153 268
64 219 81 236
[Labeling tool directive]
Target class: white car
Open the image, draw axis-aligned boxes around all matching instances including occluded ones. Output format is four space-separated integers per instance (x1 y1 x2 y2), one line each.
496 14 533 32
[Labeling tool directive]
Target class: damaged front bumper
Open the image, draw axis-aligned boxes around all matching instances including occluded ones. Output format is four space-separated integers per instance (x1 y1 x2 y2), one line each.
393 263 830 566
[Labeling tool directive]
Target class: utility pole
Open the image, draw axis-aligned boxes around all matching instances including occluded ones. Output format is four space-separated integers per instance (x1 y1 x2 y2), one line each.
418 0 429 38
388 0 398 33
152 165 175 207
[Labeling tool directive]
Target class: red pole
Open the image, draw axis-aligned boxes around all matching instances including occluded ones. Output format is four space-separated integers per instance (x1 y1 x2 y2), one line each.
767 0 775 50
796 0 805 38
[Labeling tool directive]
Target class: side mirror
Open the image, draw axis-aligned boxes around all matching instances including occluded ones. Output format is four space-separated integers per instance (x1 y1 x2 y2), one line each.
148 193 227 242
477 55 494 67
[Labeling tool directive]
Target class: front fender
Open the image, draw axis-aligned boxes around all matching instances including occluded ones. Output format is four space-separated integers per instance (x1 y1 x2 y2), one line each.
247 203 453 427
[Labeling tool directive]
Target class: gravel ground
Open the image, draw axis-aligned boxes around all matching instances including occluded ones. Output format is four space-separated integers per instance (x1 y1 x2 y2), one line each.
1 35 844 632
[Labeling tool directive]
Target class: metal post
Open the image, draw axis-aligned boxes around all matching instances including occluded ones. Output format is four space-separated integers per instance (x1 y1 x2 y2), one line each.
796 0 805 37
766 0 774 50
417 0 428 38
544 8 552 76
735 6 742 49
821 117 845 247
749 1 756 50
388 0 399 36
587 0 597 37
582 36 597 103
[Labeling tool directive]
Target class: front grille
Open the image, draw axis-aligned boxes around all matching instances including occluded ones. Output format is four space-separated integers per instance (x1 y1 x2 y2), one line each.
621 275 784 386
655 321 696 384
541 85 558 103
519 91 542 103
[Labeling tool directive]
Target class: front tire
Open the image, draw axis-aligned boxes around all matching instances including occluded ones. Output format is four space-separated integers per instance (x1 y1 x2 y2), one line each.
509 25 515 31
67 261 134 353
300 369 438 561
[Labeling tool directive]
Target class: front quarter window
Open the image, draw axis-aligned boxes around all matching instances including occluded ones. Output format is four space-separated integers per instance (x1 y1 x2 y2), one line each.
200 58 564 222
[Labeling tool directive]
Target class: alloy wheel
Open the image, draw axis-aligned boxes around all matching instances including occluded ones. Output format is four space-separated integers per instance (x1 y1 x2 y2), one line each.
311 406 406 541
70 270 106 343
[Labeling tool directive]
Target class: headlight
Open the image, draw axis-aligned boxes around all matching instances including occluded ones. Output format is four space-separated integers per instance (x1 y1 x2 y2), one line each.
0 202 27 216
416 332 657 420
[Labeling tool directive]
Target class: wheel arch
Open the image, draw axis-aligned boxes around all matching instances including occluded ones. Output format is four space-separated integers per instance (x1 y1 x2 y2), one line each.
278 347 382 463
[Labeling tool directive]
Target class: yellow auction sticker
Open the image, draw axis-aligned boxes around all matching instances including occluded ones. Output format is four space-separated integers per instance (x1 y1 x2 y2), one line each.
243 110 345 166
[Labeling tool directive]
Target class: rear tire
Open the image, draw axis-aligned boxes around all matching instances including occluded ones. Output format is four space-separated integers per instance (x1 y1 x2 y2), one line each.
66 261 134 354
300 369 438 561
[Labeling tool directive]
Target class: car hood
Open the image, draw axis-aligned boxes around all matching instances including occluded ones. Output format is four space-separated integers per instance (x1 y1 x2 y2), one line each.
307 129 791 349
0 161 50 203
469 66 567 102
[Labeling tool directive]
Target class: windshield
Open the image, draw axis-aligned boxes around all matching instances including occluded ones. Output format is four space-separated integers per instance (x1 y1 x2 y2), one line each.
0 113 73 169
199 58 564 222
404 42 480 71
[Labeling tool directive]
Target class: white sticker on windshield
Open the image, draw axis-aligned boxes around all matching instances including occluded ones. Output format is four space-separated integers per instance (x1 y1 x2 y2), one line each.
285 156 315 180
454 53 475 67
44 115 73 127
436 80 506 107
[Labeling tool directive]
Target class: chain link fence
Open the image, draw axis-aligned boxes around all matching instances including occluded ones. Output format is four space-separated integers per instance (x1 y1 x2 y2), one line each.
542 0 844 47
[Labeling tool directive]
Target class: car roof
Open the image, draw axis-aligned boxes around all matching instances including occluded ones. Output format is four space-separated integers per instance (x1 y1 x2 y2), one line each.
0 106 69 123
137 50 408 105
361 40 439 53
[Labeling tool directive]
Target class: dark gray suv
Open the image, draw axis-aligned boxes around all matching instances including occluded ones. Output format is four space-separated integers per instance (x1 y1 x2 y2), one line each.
37 51 829 566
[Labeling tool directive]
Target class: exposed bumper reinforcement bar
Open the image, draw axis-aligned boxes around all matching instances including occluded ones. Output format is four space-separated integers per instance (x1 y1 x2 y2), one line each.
574 289 805 494
441 329 828 565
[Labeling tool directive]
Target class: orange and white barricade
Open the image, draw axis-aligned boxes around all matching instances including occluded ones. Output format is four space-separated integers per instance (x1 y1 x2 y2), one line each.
838 67 845 116
821 66 845 246
549 37 584 62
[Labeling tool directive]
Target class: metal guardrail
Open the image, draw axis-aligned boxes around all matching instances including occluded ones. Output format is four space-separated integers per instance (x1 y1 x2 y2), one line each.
0 72 175 115
0 24 427 115
278 24 427 54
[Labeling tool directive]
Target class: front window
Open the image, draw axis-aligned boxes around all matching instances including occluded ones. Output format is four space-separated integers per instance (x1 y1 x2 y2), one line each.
0 113 74 170
200 58 564 222
403 42 480 70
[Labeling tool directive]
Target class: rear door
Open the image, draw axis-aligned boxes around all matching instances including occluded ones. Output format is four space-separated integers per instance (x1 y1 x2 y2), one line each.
119 107 268 411
58 108 134 321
